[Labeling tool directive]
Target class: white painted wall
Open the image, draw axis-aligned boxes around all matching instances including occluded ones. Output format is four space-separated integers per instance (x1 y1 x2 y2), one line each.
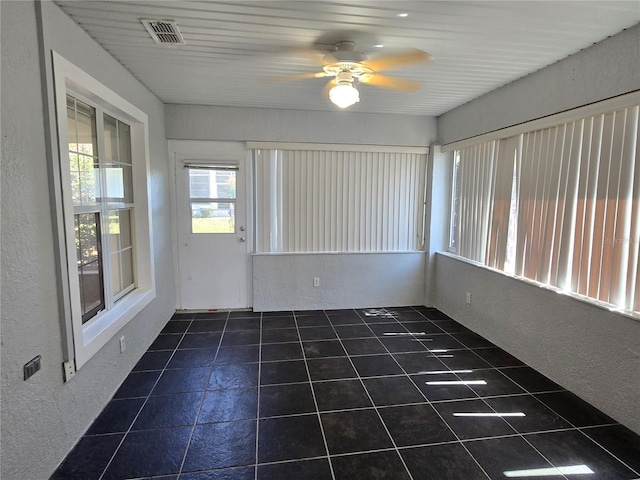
253 252 426 311
166 104 437 146
438 24 640 145
167 103 437 311
434 254 640 433
433 25 640 434
0 2 175 479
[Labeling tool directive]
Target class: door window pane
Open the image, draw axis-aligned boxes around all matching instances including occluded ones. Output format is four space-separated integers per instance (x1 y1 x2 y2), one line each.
189 169 236 199
191 202 235 233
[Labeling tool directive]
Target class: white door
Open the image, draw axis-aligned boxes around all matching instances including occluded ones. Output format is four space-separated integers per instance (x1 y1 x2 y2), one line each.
172 142 250 310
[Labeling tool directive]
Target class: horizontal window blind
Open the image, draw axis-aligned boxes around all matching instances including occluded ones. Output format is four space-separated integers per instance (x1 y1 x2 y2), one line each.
452 101 639 316
254 148 428 253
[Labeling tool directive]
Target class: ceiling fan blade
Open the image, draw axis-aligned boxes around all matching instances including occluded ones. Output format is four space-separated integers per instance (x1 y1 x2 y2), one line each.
362 49 433 72
359 74 421 92
264 71 329 83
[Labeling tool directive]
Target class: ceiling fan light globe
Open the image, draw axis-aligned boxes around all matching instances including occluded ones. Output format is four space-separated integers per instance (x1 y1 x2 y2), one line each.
329 83 360 108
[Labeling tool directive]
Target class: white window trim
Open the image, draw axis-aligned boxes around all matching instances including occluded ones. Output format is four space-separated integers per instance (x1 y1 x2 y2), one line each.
52 52 155 370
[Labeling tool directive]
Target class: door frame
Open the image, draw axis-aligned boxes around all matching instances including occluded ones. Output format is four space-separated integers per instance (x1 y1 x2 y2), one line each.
168 140 253 310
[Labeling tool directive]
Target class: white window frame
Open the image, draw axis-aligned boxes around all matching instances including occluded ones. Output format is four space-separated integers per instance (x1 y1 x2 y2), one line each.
52 52 155 370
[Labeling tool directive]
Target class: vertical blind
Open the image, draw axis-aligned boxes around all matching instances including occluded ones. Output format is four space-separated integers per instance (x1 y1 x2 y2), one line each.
253 147 428 253
452 103 639 315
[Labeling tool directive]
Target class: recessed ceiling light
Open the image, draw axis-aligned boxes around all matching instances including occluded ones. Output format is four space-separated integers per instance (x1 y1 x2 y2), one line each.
374 44 384 48
397 13 409 17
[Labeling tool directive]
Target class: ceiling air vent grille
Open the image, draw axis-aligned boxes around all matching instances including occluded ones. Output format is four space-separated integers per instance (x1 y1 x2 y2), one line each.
141 19 186 45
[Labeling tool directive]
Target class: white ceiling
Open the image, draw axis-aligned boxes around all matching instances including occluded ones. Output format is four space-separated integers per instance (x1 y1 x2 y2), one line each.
54 1 640 116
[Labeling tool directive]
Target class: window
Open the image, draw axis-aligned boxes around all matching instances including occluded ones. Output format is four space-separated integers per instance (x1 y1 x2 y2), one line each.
252 145 428 253
448 95 639 317
53 53 155 371
187 166 237 234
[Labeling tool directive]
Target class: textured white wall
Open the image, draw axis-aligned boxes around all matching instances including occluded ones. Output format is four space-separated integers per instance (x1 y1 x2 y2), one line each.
434 254 640 433
166 104 437 146
0 2 175 479
253 252 426 311
437 24 640 145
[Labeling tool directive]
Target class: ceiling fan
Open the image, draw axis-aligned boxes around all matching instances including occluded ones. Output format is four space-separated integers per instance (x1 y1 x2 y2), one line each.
270 41 433 109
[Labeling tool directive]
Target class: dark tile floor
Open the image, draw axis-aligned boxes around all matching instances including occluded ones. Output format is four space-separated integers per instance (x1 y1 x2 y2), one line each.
51 307 640 480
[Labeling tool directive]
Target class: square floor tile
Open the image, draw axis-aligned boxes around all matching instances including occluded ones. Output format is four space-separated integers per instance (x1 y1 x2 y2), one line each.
401 443 489 480
215 345 260 365
161 320 190 334
303 340 347 358
113 371 161 399
261 342 303 361
299 326 338 341
229 311 261 319
433 398 517 440
350 355 404 377
181 466 255 480
133 392 202 430
411 373 479 402
583 425 640 473
397 321 449 335
184 420 256 471
188 319 226 332
450 332 497 349
50 434 124 480
392 352 448 374
86 398 145 435
465 436 554 480
438 350 493 370
149 333 183 351
167 348 217 369
258 414 326 463
260 383 316 417
103 427 191 479
257 458 333 480
226 318 260 330
534 391 616 427
307 357 358 381
334 324 375 339
363 376 425 406
458 369 525 397
342 338 388 355
484 394 572 433
171 312 195 321
153 367 211 395
380 337 427 353
321 409 393 455
421 334 466 350
296 315 331 327
180 332 223 349
198 388 258 423
313 379 372 411
526 430 638 480
431 319 473 333
262 317 296 329
260 360 309 385
328 314 365 326
378 403 456 447
261 327 300 343
331 450 411 480
132 350 172 371
194 311 228 320
472 347 525 368
367 322 408 336
499 366 563 393
221 330 260 346
208 363 259 390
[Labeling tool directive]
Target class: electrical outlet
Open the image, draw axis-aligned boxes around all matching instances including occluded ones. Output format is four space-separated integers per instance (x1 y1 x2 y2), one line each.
119 336 126 353
23 355 41 380
466 292 472 304
313 277 320 287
